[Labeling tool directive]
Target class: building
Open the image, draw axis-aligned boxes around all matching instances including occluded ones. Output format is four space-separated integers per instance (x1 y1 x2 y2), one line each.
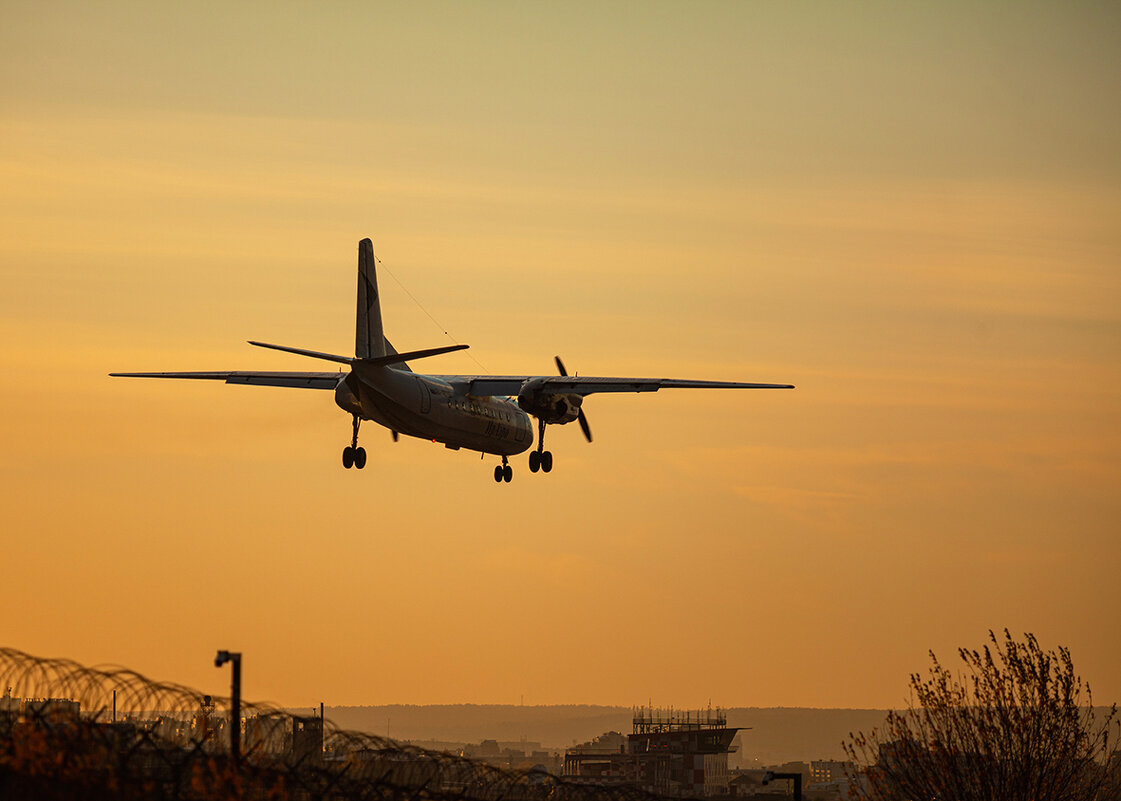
244 714 287 755
728 771 763 796
22 697 81 721
564 707 739 796
809 759 854 783
1 689 20 718
291 714 324 760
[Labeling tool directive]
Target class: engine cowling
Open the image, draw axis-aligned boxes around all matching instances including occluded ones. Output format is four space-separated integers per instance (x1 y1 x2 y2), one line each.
333 374 364 416
517 378 582 425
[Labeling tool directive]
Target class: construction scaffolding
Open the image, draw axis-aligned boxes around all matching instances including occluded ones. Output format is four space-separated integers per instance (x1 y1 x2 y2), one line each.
631 707 727 735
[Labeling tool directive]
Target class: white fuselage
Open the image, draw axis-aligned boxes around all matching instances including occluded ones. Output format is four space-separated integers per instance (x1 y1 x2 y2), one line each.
333 363 533 456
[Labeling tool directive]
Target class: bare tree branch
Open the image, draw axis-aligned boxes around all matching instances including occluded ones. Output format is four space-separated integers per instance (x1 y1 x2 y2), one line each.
844 630 1120 801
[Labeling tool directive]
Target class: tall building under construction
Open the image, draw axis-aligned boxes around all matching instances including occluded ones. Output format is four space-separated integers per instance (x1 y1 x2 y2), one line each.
563 707 739 797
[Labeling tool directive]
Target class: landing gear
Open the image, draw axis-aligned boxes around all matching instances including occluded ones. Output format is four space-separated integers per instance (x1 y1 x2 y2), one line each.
529 418 553 474
343 415 367 470
528 450 552 473
343 446 367 468
494 455 512 483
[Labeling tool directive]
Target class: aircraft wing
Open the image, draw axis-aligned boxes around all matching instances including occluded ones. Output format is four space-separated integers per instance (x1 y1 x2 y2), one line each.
431 375 794 397
110 371 344 390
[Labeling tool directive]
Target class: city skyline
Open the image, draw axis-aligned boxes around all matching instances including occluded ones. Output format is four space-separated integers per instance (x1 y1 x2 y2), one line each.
1 2 1119 710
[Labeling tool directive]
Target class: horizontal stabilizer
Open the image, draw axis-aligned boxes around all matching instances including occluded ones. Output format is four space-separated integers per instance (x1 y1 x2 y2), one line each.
359 343 468 367
248 341 352 365
247 341 466 368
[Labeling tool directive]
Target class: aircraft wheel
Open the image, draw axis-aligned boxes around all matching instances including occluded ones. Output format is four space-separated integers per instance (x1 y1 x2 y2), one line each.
494 465 504 483
342 446 355 469
528 451 540 473
354 447 367 469
541 451 553 473
502 464 513 483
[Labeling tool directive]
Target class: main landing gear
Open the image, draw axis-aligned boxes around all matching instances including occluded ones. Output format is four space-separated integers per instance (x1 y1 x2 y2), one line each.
528 418 554 474
493 455 512 483
342 414 367 469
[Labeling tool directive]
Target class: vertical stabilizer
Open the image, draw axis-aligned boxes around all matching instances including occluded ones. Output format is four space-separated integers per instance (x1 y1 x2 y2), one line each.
356 238 386 359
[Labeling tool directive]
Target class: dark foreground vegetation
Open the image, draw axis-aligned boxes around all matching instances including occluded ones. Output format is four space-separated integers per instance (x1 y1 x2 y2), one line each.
845 630 1120 801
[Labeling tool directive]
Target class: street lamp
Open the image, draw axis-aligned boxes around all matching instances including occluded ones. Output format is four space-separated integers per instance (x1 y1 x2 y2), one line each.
762 770 802 800
214 650 242 765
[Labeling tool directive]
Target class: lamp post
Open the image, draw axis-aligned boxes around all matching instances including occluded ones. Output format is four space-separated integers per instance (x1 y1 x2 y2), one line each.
214 650 242 765
762 770 802 800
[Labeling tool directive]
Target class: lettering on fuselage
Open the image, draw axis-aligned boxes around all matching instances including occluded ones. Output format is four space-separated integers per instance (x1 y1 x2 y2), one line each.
435 389 529 453
484 420 512 440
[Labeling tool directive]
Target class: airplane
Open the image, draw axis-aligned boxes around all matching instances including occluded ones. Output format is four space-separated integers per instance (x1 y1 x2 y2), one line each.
112 238 793 482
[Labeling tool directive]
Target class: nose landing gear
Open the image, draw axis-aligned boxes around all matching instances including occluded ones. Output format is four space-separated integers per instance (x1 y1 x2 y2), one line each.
343 414 367 469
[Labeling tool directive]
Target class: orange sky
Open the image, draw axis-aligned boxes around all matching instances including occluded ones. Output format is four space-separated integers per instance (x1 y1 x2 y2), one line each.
2 2 1119 711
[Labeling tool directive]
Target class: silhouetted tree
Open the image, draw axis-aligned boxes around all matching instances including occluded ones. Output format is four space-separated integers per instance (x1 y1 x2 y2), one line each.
845 630 1119 801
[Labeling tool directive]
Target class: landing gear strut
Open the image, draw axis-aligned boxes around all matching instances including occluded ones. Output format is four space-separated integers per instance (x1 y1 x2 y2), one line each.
493 455 512 483
343 414 367 469
528 418 553 474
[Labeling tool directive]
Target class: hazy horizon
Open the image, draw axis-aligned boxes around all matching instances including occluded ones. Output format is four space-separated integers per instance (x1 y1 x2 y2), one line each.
313 703 900 765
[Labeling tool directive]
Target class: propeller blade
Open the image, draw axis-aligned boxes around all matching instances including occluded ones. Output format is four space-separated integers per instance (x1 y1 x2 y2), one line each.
578 409 592 443
557 356 592 442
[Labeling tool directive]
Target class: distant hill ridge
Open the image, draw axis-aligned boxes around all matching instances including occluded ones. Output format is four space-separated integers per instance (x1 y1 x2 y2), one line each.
317 705 893 765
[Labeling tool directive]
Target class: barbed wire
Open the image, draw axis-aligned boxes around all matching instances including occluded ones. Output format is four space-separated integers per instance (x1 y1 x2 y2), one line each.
0 646 682 801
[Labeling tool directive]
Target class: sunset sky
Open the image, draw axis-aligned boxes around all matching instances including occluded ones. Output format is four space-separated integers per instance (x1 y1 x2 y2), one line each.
2 2 1119 711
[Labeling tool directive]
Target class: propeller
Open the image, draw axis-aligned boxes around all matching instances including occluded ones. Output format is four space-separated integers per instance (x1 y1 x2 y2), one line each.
554 356 593 443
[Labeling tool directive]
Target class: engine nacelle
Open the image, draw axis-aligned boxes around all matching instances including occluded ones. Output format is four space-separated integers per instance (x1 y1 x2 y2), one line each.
517 379 582 425
333 374 364 416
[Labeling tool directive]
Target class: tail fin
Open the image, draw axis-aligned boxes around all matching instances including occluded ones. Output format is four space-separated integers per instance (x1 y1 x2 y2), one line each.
356 238 386 359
